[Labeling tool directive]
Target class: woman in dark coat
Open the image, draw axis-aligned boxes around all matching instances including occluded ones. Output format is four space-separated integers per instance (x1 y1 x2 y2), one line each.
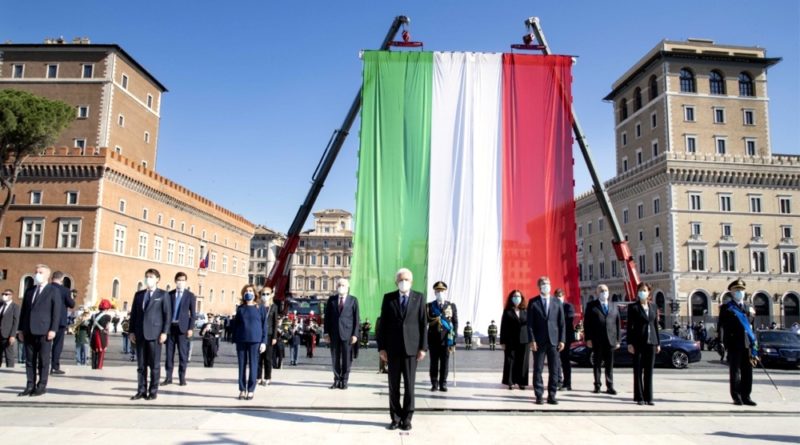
90 300 113 369
201 320 219 367
500 290 531 389
231 284 268 400
627 282 661 405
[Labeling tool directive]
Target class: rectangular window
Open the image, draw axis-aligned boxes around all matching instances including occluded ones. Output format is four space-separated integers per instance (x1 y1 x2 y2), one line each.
113 224 126 254
115 146 122 154
82 64 93 78
588 222 593 235
74 139 86 151
119 199 126 213
188 246 195 267
690 248 706 271
310 255 317 266
720 195 732 212
118 114 125 127
335 255 342 266
121 74 129 89
147 94 153 109
46 64 58 78
751 250 767 273
722 223 732 237
635 123 641 138
782 226 793 239
297 254 305 265
655 225 660 238
638 230 644 241
749 196 762 213
684 105 695 122
622 132 627 146
689 193 701 211
167 240 176 263
599 262 605 278
66 191 78 205
713 107 726 124
783 251 798 274
58 219 80 249
21 218 44 248
322 255 329 266
222 255 228 273
588 264 594 280
598 218 604 232
651 112 657 128
154 237 163 261
780 197 792 215
637 203 644 219
653 197 660 214
655 251 663 272
652 140 659 157
611 260 618 278
686 135 697 153
77 105 89 119
638 254 647 273
743 109 755 126
578 225 583 237
745 139 756 156
30 191 42 205
752 225 763 239
622 158 628 172
12 64 24 78
144 131 150 143
716 137 727 155
142 208 149 220
636 149 643 165
138 232 148 258
210 253 217 271
721 249 737 272
691 222 702 236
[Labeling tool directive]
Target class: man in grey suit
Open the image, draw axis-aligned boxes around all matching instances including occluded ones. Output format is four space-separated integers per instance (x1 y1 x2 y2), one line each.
377 268 427 431
0 289 21 368
527 276 565 405
18 264 62 396
129 268 171 400
324 278 360 389
584 283 621 395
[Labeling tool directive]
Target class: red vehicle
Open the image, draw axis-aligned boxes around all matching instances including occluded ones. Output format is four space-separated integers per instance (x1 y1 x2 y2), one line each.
286 297 323 326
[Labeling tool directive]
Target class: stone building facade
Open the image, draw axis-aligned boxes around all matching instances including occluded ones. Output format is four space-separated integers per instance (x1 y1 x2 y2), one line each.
288 209 353 298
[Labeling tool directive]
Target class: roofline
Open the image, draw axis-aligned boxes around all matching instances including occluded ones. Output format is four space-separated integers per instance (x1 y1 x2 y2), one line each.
603 50 781 101
0 43 168 92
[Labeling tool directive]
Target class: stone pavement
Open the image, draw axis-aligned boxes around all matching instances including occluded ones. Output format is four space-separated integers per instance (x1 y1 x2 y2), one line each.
0 359 797 444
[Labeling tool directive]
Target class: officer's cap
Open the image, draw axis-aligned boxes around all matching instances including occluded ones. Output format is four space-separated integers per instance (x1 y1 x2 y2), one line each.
728 278 746 291
433 281 448 291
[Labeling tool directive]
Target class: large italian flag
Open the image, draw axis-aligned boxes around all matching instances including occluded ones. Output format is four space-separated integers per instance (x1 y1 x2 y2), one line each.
351 51 578 334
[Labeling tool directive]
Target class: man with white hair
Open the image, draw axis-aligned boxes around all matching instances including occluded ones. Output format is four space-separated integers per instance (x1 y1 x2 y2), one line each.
584 283 621 395
377 268 427 431
17 264 62 396
324 278 360 389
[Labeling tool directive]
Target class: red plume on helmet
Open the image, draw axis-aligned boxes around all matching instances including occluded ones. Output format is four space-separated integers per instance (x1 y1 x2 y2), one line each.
99 299 112 311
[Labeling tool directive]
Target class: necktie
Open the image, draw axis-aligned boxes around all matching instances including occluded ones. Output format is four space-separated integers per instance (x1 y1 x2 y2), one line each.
339 296 344 313
401 295 408 314
32 286 42 305
544 298 549 316
602 303 608 315
173 292 182 321
144 291 151 310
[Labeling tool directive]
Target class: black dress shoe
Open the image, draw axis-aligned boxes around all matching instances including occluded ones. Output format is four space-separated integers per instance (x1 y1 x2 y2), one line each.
593 387 601 394
341 383 348 390
733 399 743 406
387 422 400 430
161 380 172 386
547 398 558 405
518 385 526 390
564 386 572 391
330 382 339 389
439 384 448 392
606 389 617 395
507 384 513 390
51 369 65 375
742 399 757 406
18 389 34 397
645 401 655 406
130 392 146 400
637 401 645 406
431 384 439 391
148 393 157 400
179 381 187 386
535 398 544 405
400 421 412 431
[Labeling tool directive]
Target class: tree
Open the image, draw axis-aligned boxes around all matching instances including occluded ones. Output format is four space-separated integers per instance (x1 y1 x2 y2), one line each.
0 89 74 232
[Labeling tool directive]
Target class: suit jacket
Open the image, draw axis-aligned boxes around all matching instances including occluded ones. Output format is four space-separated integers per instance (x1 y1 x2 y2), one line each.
0 301 20 338
527 295 565 347
129 288 171 341
584 299 621 348
376 289 427 357
263 303 279 343
500 307 530 346
19 284 62 336
168 289 197 333
51 283 75 328
426 301 458 347
718 301 754 352
626 302 660 347
324 294 360 342
563 301 576 344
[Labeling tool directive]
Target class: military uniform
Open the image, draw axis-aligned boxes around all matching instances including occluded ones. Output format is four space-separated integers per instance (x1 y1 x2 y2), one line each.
426 281 458 391
487 321 498 351
360 320 372 347
718 278 758 406
463 323 473 350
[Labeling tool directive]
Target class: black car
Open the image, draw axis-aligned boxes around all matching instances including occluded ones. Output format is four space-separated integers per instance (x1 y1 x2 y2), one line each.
570 332 702 369
757 330 800 368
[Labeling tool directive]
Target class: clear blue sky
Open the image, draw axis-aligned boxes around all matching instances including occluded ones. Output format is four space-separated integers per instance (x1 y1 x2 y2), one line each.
3 1 799 232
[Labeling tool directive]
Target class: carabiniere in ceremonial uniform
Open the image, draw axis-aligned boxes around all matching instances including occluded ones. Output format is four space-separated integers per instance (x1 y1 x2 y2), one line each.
718 278 759 406
426 281 458 392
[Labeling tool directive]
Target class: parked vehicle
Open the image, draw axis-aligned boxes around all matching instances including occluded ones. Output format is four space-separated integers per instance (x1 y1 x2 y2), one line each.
570 332 702 369
757 330 800 368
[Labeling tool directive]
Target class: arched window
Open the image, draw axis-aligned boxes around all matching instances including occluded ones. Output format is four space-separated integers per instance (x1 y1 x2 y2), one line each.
619 98 628 121
752 292 770 328
112 279 120 299
709 70 725 95
738 72 754 97
648 75 658 100
63 276 72 289
679 68 696 93
633 87 642 111
784 293 799 327
690 292 708 321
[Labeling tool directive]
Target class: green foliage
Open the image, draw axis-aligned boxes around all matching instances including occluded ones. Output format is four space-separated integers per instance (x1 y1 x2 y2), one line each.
0 89 75 163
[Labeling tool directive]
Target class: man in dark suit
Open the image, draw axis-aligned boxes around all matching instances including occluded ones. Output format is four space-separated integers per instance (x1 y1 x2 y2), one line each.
377 268 427 431
129 268 171 400
527 276 565 405
0 289 21 368
556 288 575 391
426 281 458 392
17 264 62 396
718 278 757 406
48 271 75 375
584 284 621 395
324 278 360 389
163 272 196 387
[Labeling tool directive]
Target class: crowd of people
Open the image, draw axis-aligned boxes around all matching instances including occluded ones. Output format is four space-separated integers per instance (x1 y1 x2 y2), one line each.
0 263 788 430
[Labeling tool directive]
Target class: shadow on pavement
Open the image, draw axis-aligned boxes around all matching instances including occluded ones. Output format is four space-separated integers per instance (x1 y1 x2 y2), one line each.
179 432 249 445
709 432 800 443
207 408 386 428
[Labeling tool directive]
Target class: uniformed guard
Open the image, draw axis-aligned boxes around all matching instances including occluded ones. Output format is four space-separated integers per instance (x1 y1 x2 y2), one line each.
487 320 498 351
463 322 473 350
718 278 758 406
360 319 372 348
426 281 458 392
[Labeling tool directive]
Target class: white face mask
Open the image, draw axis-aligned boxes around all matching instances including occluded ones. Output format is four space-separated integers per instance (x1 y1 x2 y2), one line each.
34 272 46 285
145 276 158 289
397 280 411 293
1 294 10 303
435 292 445 303
176 281 187 291
599 291 609 302
540 284 551 296
733 290 745 302
557 295 564 304
511 296 522 306
337 286 348 296
261 294 270 303
637 291 648 301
